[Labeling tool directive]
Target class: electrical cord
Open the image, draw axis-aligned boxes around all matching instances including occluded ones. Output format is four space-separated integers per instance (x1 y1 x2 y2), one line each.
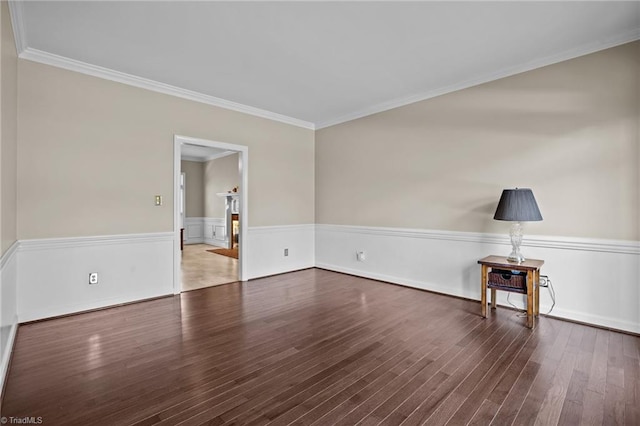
506 293 528 317
505 275 556 317
544 276 556 315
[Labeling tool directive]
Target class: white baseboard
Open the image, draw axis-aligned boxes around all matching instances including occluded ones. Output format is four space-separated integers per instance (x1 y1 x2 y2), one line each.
18 233 174 322
204 239 228 248
316 224 640 334
0 241 19 394
0 317 18 395
247 225 315 279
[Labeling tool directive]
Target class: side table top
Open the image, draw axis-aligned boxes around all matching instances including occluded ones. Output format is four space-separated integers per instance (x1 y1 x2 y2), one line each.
478 255 544 270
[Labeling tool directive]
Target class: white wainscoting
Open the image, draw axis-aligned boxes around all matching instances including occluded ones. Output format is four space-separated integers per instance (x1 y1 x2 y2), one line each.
204 217 227 248
18 233 174 323
0 241 19 392
184 217 204 245
316 224 640 334
247 225 315 280
184 217 227 247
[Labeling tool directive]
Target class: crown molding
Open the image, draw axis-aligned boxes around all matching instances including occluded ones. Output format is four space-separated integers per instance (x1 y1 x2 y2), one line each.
8 1 27 55
18 47 315 130
9 2 639 132
315 28 640 129
204 150 236 162
180 155 206 163
181 150 235 163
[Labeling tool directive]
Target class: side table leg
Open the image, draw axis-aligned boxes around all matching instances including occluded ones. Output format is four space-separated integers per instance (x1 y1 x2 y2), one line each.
526 271 534 328
491 289 497 310
534 270 540 317
481 265 487 318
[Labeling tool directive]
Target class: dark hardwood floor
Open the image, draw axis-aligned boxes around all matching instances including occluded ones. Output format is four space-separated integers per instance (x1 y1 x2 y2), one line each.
2 268 638 425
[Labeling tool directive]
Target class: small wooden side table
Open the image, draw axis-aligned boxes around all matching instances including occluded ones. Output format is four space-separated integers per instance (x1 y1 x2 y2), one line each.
478 255 544 329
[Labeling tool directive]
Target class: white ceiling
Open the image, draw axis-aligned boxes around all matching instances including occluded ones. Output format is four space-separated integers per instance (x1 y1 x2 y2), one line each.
14 1 640 129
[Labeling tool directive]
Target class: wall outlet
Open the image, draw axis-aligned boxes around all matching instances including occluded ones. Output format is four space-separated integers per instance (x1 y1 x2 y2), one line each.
284 248 289 257
539 275 550 288
356 251 366 262
155 195 162 206
89 272 99 285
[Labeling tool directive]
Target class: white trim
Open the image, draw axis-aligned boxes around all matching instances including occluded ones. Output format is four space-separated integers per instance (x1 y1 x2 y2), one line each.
0 317 18 393
316 224 640 255
204 151 236 162
7 1 26 55
315 262 476 301
315 29 640 129
184 217 228 245
181 151 236 163
204 217 227 246
19 232 174 251
181 155 205 163
19 48 315 130
0 240 19 270
1 241 20 393
10 20 638 132
184 218 205 245
174 135 249 293
544 307 640 336
204 239 228 249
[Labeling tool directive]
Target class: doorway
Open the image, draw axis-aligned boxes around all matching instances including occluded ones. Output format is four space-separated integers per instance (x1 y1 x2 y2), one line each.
173 135 249 294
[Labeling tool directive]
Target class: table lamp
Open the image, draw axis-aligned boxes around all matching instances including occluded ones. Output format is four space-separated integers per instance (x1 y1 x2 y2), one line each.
493 188 543 263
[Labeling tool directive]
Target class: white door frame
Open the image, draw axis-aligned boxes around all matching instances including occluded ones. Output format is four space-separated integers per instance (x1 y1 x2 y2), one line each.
173 135 249 294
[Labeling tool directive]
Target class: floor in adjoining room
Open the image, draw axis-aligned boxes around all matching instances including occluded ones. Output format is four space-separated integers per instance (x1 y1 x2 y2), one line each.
181 243 238 291
2 268 638 425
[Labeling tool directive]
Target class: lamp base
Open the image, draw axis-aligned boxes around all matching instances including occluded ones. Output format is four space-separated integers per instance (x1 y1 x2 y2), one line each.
507 221 525 263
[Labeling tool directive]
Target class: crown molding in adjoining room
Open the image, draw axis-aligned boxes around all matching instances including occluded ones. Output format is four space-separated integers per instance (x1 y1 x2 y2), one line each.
181 151 236 163
8 0 27 55
17 47 316 130
314 28 640 130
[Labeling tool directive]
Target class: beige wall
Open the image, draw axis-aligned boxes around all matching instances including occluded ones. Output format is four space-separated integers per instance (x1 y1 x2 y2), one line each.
1 1 17 254
17 60 315 239
204 153 240 218
316 41 640 241
180 160 204 218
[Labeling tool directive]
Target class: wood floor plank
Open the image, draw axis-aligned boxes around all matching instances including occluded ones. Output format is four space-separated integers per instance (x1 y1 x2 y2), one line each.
263 305 460 426
511 321 574 425
532 324 582 426
289 312 479 426
332 318 512 426
0 268 636 426
414 320 526 425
